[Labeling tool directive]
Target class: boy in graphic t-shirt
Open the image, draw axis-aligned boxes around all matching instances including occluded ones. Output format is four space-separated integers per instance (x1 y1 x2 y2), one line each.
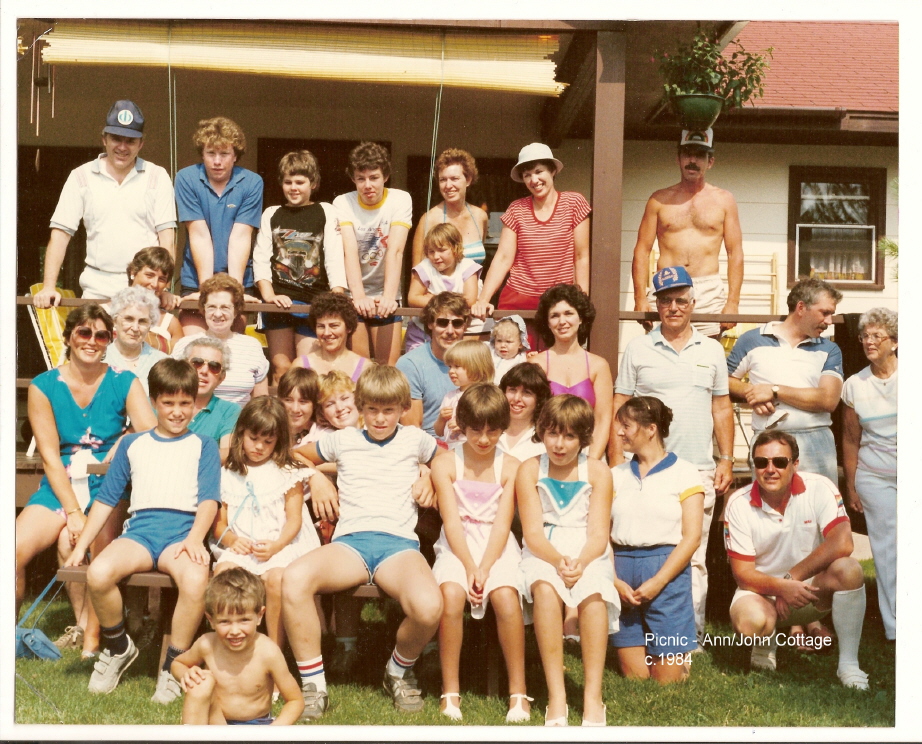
254 150 347 382
333 142 412 366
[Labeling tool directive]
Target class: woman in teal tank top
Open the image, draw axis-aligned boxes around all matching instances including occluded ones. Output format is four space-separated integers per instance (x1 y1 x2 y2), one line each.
411 148 489 267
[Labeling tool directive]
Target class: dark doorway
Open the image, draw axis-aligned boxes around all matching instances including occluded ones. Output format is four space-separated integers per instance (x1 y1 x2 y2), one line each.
256 138 392 209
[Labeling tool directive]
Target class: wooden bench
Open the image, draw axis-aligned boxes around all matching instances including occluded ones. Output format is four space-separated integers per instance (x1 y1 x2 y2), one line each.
54 565 501 693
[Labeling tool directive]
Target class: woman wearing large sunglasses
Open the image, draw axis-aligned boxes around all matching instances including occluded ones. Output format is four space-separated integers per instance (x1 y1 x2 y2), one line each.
16 303 156 659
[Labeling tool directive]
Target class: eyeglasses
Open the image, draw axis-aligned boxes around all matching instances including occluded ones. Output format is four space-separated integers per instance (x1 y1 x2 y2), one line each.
656 296 692 308
434 318 467 329
189 357 223 374
204 304 235 315
859 333 891 344
72 327 112 344
753 456 792 470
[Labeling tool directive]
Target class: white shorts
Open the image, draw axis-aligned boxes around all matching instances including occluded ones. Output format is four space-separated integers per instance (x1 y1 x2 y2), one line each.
730 587 830 627
80 265 130 300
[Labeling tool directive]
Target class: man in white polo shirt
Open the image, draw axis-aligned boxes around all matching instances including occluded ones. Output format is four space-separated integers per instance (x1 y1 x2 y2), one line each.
34 100 177 307
609 265 734 644
724 430 868 689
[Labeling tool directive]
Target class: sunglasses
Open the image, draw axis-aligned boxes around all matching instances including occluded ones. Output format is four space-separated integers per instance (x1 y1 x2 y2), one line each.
753 456 792 469
72 327 112 344
189 357 223 374
434 318 466 329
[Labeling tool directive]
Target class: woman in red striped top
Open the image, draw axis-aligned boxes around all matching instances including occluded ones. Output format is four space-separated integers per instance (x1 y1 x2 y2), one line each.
472 143 591 350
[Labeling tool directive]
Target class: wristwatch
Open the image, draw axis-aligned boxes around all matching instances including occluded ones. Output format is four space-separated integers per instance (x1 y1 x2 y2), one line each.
771 385 780 401
783 572 793 581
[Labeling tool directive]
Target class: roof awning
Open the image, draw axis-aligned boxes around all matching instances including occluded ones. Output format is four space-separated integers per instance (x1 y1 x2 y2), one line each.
40 19 566 97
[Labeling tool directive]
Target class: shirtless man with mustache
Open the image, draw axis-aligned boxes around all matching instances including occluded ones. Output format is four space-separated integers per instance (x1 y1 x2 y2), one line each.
631 129 743 338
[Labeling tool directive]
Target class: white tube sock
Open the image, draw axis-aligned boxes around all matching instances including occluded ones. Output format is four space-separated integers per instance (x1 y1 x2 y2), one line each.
833 585 866 670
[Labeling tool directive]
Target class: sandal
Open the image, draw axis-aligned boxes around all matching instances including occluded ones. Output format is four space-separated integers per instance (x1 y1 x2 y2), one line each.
506 693 533 723
581 703 607 727
544 704 568 727
440 692 462 721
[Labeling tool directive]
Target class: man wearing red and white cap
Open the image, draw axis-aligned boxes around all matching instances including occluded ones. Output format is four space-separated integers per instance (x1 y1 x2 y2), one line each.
724 430 869 690
34 100 176 307
631 128 743 338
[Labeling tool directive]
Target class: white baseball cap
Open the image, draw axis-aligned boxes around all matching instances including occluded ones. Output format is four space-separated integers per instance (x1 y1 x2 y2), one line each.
679 128 714 151
511 143 564 182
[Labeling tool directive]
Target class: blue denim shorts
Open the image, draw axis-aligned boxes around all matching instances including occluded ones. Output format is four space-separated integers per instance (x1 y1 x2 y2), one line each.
608 544 697 655
227 715 273 725
332 531 420 582
257 299 315 337
119 509 197 569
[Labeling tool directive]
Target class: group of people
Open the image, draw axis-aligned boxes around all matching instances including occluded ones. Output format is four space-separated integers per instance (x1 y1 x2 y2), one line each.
15 99 896 726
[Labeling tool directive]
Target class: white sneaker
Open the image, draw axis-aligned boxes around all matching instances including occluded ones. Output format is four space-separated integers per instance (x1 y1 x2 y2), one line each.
151 669 182 704
88 636 139 694
750 636 778 671
838 665 870 691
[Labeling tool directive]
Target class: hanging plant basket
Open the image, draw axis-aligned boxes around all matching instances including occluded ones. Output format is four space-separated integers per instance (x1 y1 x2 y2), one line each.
670 93 725 130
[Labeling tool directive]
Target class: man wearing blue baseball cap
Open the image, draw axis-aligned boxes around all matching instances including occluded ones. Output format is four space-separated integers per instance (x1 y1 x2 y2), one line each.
630 128 743 338
34 100 177 307
610 265 735 645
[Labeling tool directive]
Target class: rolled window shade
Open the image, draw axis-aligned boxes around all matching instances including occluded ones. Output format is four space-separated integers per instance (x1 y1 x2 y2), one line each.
40 20 566 96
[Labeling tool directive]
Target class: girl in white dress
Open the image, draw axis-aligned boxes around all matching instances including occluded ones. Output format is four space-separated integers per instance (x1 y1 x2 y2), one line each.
431 384 530 723
214 397 320 649
517 395 618 727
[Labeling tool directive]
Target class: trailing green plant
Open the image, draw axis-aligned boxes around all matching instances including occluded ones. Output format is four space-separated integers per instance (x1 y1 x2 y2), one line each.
658 25 773 109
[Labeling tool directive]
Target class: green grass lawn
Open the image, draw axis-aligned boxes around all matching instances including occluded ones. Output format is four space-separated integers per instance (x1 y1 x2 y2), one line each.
15 578 895 728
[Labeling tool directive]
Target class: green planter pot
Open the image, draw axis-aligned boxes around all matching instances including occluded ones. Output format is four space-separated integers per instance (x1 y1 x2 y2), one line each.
669 94 724 130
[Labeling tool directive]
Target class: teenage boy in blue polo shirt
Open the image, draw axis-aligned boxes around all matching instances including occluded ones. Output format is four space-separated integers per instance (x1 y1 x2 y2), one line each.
175 116 263 332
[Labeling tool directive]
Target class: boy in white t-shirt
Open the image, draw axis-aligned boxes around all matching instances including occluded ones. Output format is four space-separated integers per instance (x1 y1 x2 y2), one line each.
333 142 412 366
283 365 441 719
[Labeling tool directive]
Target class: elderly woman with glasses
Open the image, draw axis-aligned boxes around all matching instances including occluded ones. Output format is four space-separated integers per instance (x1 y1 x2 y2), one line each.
16 304 157 658
171 273 269 406
104 286 168 393
842 307 898 641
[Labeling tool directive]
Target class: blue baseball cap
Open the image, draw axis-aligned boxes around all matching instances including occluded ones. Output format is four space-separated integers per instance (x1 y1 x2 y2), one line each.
103 100 144 139
652 266 694 294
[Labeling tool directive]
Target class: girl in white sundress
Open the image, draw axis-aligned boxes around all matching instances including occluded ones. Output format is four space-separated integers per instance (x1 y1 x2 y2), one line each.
516 394 619 728
214 397 321 650
430 383 531 723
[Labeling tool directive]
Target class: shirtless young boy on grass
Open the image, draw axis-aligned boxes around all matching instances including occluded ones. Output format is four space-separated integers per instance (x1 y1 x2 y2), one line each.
172 567 304 725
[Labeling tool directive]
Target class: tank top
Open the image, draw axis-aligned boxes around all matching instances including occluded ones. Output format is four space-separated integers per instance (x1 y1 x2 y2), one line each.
298 354 367 383
546 350 596 406
440 202 486 265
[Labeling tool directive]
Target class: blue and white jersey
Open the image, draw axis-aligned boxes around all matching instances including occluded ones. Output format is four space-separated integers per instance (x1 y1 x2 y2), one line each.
96 429 221 514
727 322 842 432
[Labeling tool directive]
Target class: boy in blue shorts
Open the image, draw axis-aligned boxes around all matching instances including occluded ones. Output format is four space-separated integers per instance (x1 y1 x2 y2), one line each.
64 358 221 703
284 364 442 719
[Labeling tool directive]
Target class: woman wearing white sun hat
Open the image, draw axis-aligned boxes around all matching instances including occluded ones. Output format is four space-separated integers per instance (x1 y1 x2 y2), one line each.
471 143 591 350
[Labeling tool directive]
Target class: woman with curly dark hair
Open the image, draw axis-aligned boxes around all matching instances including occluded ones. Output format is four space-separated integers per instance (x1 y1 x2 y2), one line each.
291 291 370 382
530 283 612 459
497 362 552 462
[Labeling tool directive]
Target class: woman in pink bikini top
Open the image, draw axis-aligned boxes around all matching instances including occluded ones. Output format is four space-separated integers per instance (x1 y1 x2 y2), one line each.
291 292 370 382
530 283 613 459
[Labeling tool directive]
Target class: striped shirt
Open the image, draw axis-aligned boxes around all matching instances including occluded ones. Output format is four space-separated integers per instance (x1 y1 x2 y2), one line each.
316 425 438 542
96 429 221 514
726 322 843 432
173 332 269 406
502 191 591 297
